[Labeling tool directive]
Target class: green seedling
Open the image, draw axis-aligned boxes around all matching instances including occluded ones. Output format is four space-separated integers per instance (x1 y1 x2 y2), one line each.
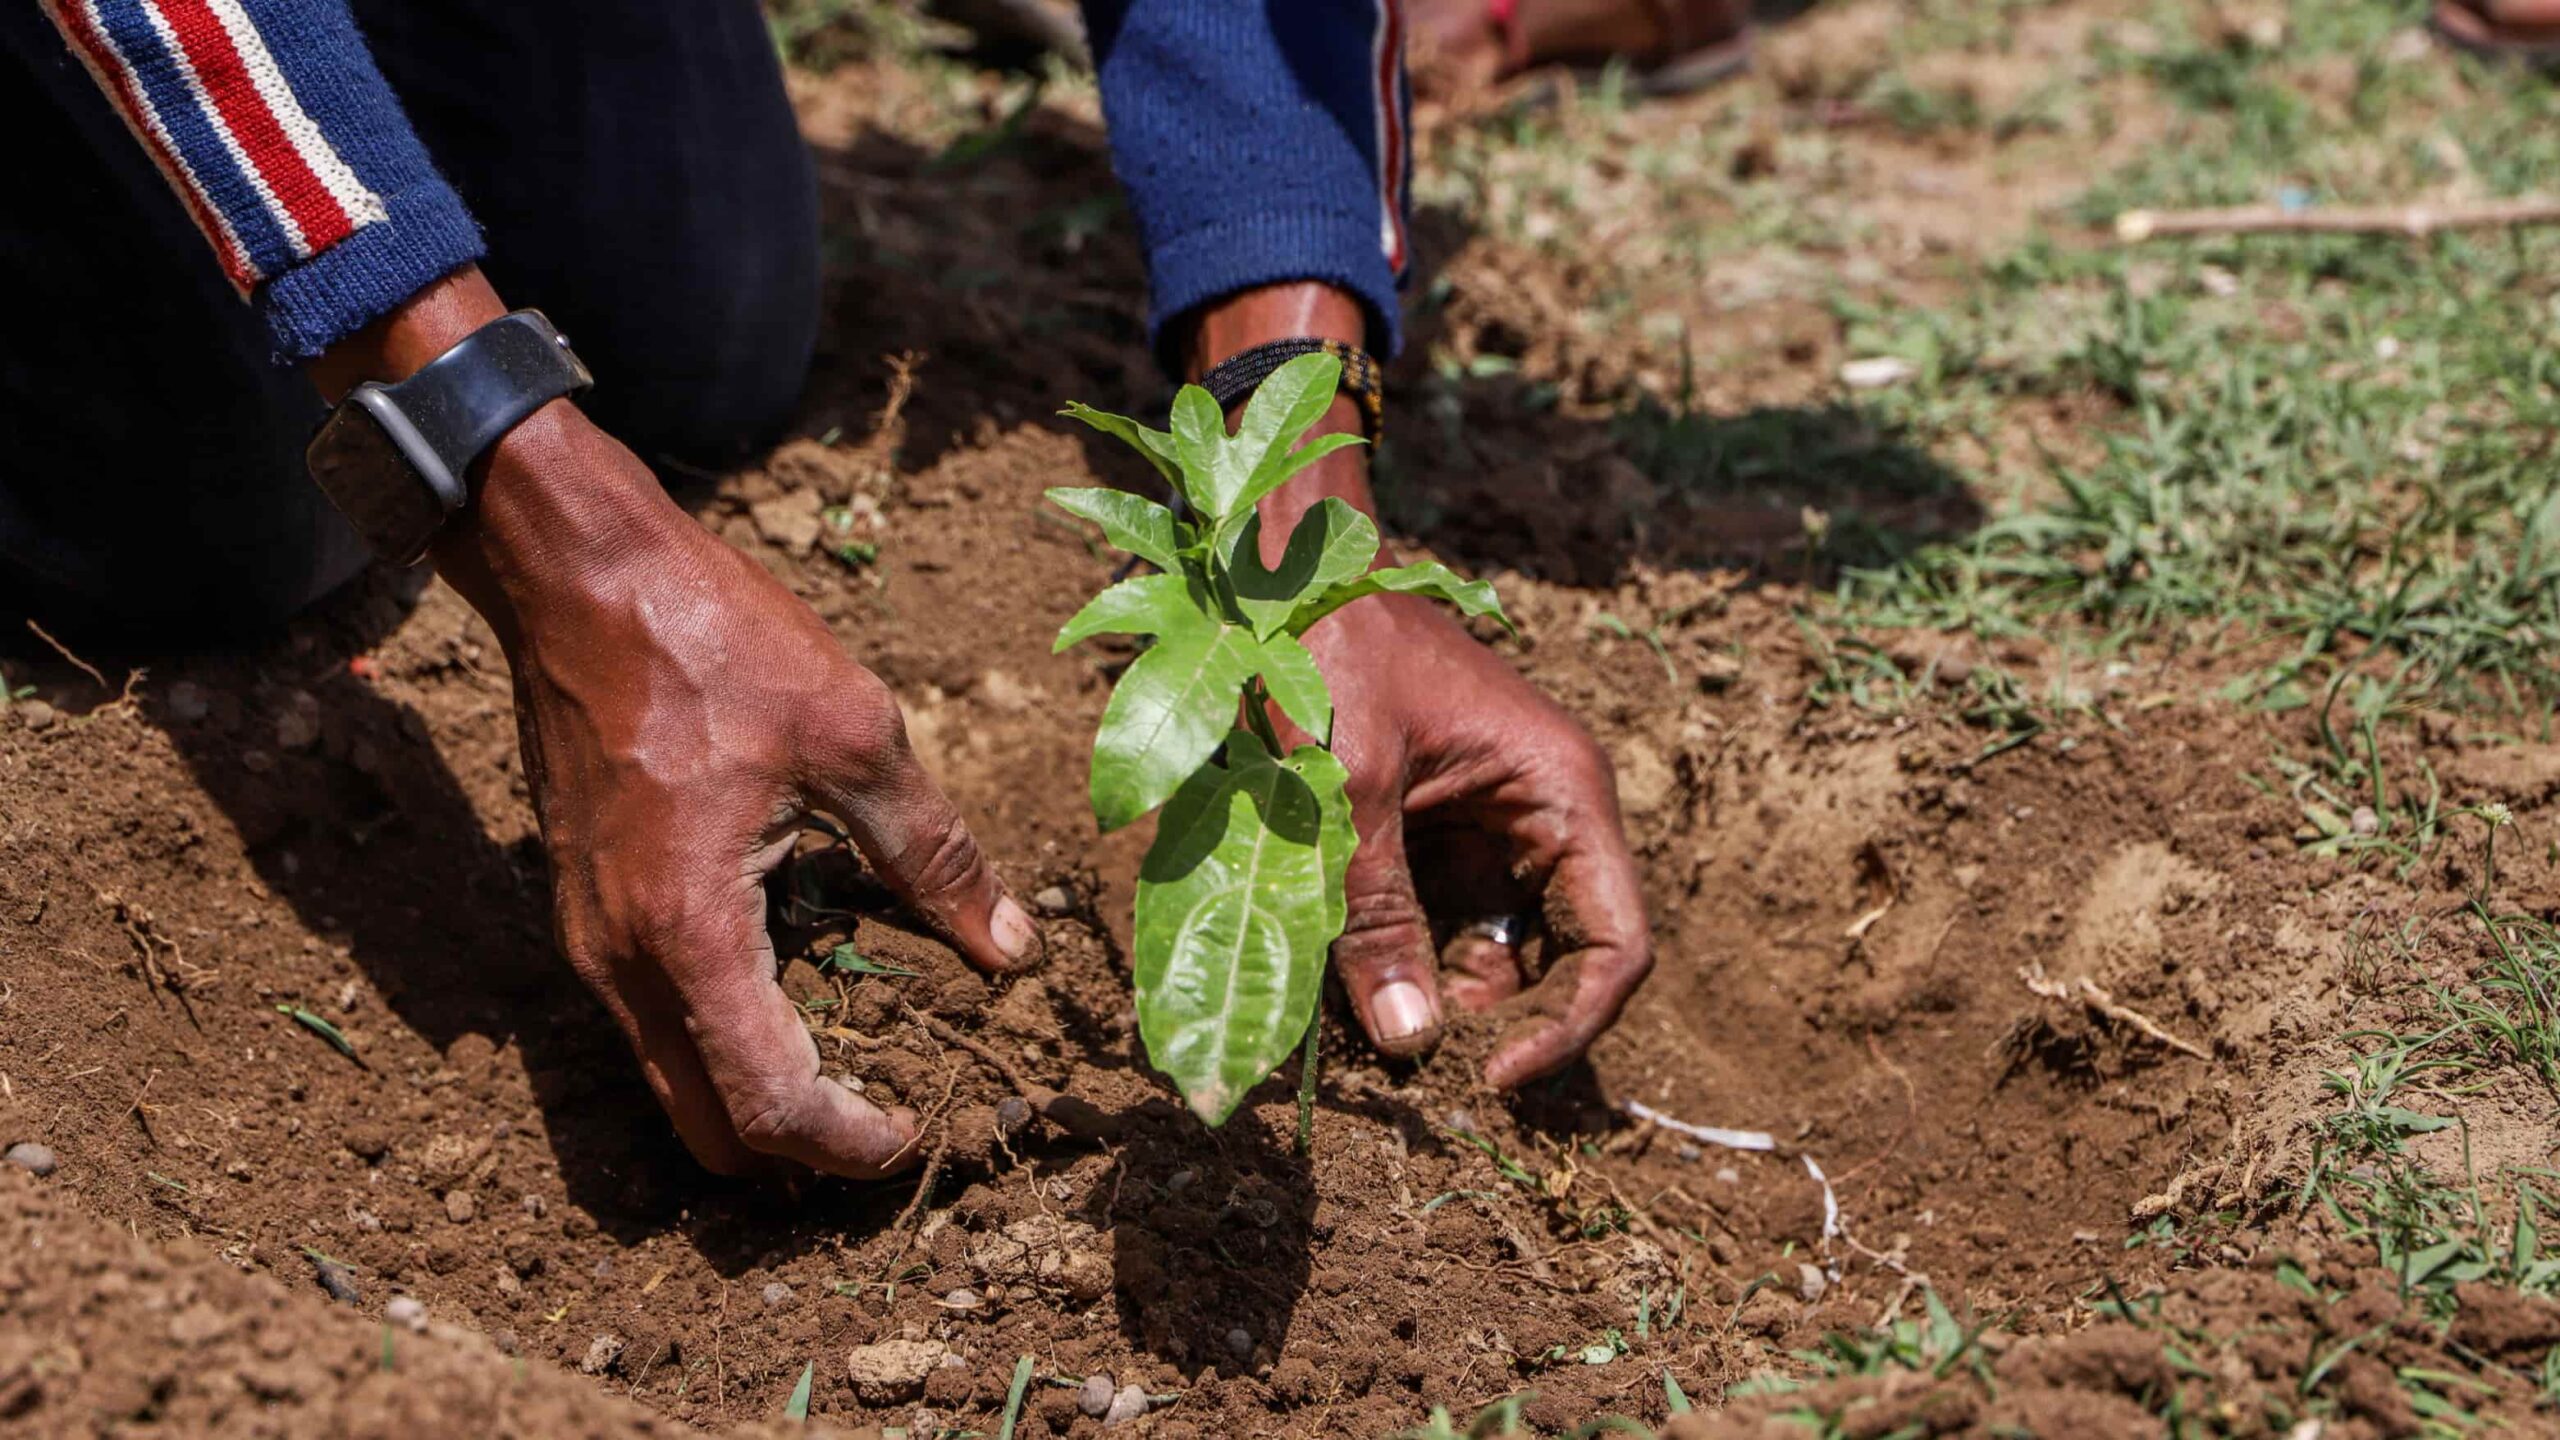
784 1360 815 1421
1052 353 1507 1123
276 1004 357 1060
995 1354 1034 1440
820 944 918 979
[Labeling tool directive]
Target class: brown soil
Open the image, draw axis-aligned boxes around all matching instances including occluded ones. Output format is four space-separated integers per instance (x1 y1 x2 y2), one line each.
7 13 2560 1439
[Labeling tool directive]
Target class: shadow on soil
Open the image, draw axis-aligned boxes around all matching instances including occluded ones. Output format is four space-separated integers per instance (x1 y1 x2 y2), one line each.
2 65 1973 1299
804 110 1981 590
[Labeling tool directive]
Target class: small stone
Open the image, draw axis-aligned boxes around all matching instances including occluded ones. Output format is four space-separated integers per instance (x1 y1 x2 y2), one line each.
762 1282 795 1310
1796 1261 1830 1303
940 1287 982 1311
1103 1382 1150 1425
443 1190 476 1224
579 1334 625 1375
241 750 274 774
846 1339 946 1403
1031 885 1074 916
4 1142 59 1177
995 1097 1034 1136
1077 1373 1115 1418
1165 1169 1195 1193
385 1296 428 1332
311 1256 361 1306
1225 1327 1253 1359
521 1194 547 1219
495 1271 522 1300
1714 1167 1741 1185
1674 1142 1702 1164
15 700 54 732
2350 805 2380 837
274 690 322 751
166 682 211 723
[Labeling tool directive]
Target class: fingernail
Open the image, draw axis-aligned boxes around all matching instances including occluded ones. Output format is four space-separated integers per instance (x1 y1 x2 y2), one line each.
1371 980 1439 1043
992 894 1041 965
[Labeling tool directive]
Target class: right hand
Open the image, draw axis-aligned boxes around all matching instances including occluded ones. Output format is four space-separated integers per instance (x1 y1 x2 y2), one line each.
437 404 1041 1178
318 270 1044 1179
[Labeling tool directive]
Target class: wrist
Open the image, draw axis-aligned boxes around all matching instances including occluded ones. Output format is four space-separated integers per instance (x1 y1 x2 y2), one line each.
426 403 688 644
1187 283 1389 566
314 269 686 639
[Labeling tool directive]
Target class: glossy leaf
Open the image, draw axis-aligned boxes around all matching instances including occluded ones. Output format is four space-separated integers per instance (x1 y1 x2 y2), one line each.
1133 731 1353 1123
1222 432 1366 545
1044 486 1186 572
1088 618 1260 831
1167 385 1231 516
1055 571 1201 653
1253 631 1333 744
1288 561 1512 635
1224 353 1349 522
1226 498 1380 638
1059 403 1179 486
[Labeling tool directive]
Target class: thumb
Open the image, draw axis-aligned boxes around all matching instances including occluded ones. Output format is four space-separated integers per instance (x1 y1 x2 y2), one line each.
1332 808 1443 1057
809 705 1041 975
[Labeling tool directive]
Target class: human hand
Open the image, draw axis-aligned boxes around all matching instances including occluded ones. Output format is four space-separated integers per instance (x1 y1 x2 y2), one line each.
317 270 1039 1178
447 412 1041 1177
1296 590 1653 1087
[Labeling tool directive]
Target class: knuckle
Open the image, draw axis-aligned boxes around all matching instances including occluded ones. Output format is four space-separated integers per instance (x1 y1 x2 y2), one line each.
809 673 908 777
1340 884 1425 943
723 1080 806 1152
901 812 985 903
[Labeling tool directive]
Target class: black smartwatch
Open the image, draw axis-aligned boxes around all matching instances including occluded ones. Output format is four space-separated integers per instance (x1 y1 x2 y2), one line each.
305 309 594 565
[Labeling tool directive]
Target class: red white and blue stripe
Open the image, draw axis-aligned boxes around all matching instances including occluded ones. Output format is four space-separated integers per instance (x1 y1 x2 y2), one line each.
1369 0 1411 277
41 0 386 295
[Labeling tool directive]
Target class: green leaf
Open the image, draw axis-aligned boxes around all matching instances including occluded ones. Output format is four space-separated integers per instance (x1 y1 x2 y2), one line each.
1229 431 1366 535
1226 498 1379 638
995 1354 1034 1440
1088 618 1260 831
1226 353 1351 519
2376 1105 2455 1134
820 945 918 979
1045 487 1186 572
277 1004 358 1060
1288 561 1512 635
1055 572 1205 653
1253 631 1333 744
1059 403 1180 485
1132 731 1352 1124
1664 1370 1693 1413
1168 385 1231 516
784 1361 815 1421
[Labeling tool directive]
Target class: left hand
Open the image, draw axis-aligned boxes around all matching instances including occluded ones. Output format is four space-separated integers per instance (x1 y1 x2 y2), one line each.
1298 590 1654 1088
1193 280 1653 1088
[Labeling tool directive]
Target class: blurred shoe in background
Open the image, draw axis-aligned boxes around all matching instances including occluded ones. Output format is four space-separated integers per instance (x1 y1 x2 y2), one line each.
1408 0 1755 106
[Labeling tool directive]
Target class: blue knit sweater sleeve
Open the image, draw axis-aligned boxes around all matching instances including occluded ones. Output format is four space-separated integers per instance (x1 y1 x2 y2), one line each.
1081 0 1413 364
37 0 483 361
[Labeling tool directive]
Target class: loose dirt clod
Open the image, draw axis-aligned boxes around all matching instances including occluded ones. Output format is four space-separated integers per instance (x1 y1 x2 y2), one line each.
578 1334 623 1376
847 1339 946 1403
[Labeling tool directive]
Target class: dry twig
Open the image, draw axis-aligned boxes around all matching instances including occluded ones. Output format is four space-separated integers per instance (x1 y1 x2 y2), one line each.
2115 195 2560 242
2020 963 2211 1060
25 618 108 690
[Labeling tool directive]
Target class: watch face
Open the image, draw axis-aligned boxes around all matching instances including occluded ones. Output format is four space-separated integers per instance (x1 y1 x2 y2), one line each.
306 389 447 566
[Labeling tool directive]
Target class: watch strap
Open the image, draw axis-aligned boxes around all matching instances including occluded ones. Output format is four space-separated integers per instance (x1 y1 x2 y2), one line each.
378 309 594 506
